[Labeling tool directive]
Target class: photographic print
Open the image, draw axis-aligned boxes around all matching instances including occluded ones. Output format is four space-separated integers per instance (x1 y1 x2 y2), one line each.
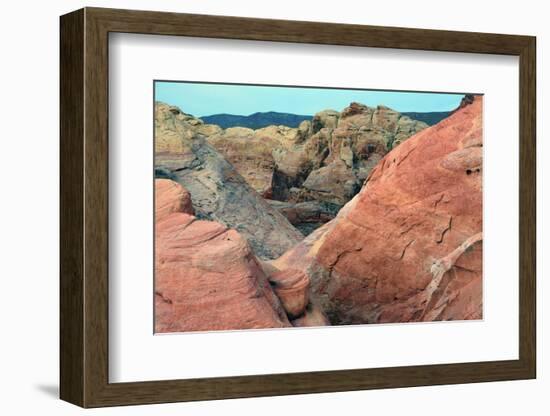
154 81 483 334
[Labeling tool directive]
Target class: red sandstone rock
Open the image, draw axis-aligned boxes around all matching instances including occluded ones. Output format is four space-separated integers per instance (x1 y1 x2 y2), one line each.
155 178 194 220
273 96 484 324
260 261 330 326
267 269 310 318
155 180 291 333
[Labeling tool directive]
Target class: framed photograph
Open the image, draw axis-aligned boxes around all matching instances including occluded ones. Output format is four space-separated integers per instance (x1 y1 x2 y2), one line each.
60 7 536 408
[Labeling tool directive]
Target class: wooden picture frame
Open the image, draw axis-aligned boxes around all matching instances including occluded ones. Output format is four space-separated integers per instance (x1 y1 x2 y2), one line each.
60 7 536 408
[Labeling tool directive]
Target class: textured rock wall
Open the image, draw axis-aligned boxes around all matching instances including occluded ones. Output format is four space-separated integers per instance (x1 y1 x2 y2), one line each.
154 96 482 329
155 102 303 259
273 96 483 324
202 101 428 233
155 179 327 332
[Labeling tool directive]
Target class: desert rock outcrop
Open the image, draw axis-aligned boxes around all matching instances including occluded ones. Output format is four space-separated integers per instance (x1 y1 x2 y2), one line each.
155 102 303 259
267 269 310 319
154 179 292 333
262 261 330 327
260 103 428 220
155 178 194 217
202 102 428 233
273 96 483 324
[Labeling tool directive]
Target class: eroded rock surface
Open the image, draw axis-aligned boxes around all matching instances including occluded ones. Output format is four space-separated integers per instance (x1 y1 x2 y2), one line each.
267 269 310 319
273 96 483 324
155 179 330 331
154 179 292 333
155 102 303 259
155 178 194 218
202 101 427 232
262 261 330 327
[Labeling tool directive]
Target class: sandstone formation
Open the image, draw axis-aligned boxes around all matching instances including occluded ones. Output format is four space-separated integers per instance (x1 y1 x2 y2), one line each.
205 124 311 197
262 261 330 327
206 127 279 197
273 96 483 324
267 269 310 319
154 179 292 332
203 102 427 233
155 178 194 217
155 102 303 259
295 103 428 204
155 179 330 331
156 101 426 215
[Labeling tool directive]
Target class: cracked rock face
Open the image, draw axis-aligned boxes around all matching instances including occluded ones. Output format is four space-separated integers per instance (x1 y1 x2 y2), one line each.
156 100 428 237
155 102 303 260
271 103 428 208
155 179 329 331
205 103 428 208
154 179 292 333
272 96 483 324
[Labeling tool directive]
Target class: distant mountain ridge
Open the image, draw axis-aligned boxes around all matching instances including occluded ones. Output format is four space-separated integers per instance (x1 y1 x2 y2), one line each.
202 112 312 130
401 111 452 126
202 110 451 129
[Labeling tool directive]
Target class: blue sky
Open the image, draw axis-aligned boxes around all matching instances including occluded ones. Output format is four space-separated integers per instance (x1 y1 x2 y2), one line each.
155 81 465 117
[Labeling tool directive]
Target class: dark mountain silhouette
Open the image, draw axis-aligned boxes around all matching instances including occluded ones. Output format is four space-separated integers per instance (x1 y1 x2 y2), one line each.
202 110 451 130
201 112 312 129
401 111 451 126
